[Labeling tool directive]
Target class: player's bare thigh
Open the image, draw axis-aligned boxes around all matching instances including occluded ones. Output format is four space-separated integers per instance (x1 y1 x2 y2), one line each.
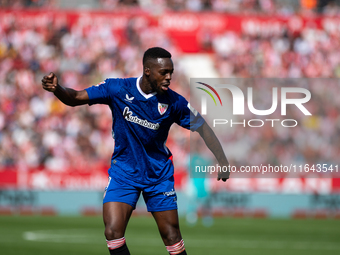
152 209 182 246
103 202 134 240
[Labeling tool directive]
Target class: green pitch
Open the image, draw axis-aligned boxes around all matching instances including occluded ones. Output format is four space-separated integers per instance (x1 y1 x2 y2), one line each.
0 215 339 255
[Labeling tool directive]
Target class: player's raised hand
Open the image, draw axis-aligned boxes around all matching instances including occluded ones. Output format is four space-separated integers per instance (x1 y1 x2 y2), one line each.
42 72 58 92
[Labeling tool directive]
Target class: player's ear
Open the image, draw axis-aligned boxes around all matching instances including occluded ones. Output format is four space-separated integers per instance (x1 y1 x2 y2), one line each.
144 66 150 76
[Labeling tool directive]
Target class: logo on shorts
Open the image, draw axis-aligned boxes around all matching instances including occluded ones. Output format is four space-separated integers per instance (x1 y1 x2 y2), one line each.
163 189 176 196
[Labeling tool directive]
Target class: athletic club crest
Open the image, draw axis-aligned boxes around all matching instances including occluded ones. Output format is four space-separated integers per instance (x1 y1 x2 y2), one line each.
158 103 168 115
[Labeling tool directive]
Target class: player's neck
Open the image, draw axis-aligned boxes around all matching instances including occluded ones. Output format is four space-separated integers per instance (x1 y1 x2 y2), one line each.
140 76 155 95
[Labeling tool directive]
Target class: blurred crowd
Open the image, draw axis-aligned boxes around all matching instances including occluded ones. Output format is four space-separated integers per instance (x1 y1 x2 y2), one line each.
209 19 340 174
0 10 189 173
1 0 340 15
212 29 340 78
0 0 56 8
0 3 340 178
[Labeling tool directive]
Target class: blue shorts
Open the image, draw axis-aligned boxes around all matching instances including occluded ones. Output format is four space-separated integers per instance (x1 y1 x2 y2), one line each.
103 175 177 212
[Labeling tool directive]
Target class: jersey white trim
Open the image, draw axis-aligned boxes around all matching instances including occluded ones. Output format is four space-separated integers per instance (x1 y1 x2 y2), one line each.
136 76 157 99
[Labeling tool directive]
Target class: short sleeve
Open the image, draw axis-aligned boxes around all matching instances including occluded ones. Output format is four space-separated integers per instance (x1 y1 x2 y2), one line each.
85 79 111 105
175 95 205 132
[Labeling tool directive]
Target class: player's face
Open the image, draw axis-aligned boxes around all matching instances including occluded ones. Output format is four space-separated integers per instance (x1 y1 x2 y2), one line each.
147 58 174 95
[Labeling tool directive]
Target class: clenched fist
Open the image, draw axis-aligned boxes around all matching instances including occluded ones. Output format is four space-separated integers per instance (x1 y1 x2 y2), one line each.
42 72 58 92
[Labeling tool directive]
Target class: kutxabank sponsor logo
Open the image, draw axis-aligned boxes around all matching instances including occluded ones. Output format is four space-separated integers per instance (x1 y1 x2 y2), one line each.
123 107 160 130
195 81 312 128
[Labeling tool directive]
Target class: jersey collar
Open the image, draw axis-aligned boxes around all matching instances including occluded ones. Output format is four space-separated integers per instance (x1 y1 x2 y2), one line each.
136 76 157 99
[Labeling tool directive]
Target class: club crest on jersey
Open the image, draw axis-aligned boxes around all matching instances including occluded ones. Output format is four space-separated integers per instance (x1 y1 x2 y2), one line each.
158 103 168 115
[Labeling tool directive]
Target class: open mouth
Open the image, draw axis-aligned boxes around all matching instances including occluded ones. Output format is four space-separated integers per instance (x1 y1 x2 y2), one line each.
161 84 170 91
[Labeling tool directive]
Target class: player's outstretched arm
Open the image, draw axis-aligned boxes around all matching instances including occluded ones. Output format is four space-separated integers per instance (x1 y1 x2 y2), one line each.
41 72 89 106
197 122 230 182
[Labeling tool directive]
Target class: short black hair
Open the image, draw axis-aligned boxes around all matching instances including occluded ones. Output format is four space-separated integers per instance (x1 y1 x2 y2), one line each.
143 47 172 65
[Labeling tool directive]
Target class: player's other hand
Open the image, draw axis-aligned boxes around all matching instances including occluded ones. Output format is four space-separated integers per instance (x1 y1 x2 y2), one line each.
42 72 58 92
217 165 230 182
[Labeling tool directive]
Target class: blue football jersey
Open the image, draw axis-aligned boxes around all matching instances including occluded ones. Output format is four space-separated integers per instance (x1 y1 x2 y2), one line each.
85 77 205 185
